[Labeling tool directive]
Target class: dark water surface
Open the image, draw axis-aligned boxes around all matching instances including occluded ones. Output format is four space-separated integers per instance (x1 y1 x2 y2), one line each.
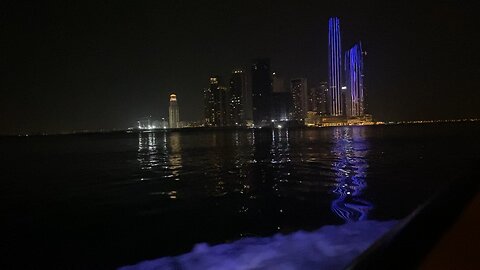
1 123 479 269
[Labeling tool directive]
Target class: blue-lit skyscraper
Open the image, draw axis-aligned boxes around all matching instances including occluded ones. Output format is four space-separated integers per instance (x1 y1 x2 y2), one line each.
328 17 343 116
344 43 365 117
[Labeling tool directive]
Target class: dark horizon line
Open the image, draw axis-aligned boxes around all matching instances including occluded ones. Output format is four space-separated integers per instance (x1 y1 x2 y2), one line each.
3 119 480 137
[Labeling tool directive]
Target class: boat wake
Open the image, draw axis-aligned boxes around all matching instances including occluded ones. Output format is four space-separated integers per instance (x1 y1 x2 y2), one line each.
119 220 397 270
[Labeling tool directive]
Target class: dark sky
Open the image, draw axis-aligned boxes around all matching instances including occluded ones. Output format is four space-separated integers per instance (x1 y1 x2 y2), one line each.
1 0 478 134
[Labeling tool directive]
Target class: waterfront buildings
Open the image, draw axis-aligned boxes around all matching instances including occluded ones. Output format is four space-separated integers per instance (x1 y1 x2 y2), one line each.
328 17 343 116
197 18 370 128
325 17 370 124
251 58 273 125
291 78 308 121
137 117 168 130
137 116 153 130
169 93 180 128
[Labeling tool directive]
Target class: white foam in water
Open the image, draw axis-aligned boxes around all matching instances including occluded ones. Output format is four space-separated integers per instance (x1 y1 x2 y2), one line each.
119 220 397 270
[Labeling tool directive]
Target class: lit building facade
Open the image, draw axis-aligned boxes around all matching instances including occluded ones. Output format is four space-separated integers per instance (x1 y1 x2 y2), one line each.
328 17 343 116
204 76 229 127
251 58 273 125
229 70 245 126
214 86 228 127
137 116 153 130
290 78 308 121
344 43 365 117
204 76 218 126
308 81 328 115
169 93 180 128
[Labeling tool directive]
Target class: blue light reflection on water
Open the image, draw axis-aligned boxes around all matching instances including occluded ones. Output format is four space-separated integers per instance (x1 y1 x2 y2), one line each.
330 127 373 222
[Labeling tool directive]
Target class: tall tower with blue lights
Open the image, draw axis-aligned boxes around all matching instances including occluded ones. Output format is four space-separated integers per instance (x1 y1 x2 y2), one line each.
328 17 343 116
344 42 365 117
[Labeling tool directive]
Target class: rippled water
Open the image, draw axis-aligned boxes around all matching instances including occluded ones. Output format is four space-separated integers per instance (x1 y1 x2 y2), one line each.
135 127 373 222
1 123 479 269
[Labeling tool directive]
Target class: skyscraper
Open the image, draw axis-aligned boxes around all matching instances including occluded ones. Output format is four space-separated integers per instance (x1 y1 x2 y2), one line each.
344 43 365 117
308 81 328 115
251 58 273 125
229 70 245 126
214 86 228 127
169 93 180 128
272 73 286 93
272 73 292 121
205 76 228 127
308 87 317 112
204 76 217 126
242 71 253 123
291 78 308 121
328 17 343 116
319 81 329 115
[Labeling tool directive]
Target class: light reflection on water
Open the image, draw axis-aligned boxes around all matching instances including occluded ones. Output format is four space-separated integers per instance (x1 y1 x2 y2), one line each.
136 127 373 223
3 123 477 270
127 127 378 269
137 131 183 182
330 127 372 222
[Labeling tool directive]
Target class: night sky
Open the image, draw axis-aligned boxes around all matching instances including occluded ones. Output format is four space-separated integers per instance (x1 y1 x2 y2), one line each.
1 0 478 134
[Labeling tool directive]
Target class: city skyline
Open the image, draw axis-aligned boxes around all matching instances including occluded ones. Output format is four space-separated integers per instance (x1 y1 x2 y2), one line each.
166 17 367 129
1 1 478 134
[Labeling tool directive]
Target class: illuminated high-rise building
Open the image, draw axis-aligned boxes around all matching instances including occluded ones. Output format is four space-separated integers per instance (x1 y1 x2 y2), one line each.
168 93 180 128
204 76 228 127
229 70 245 126
214 86 228 127
328 17 343 116
308 81 328 115
251 58 273 125
319 81 329 115
344 43 365 117
291 78 308 121
204 76 217 126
